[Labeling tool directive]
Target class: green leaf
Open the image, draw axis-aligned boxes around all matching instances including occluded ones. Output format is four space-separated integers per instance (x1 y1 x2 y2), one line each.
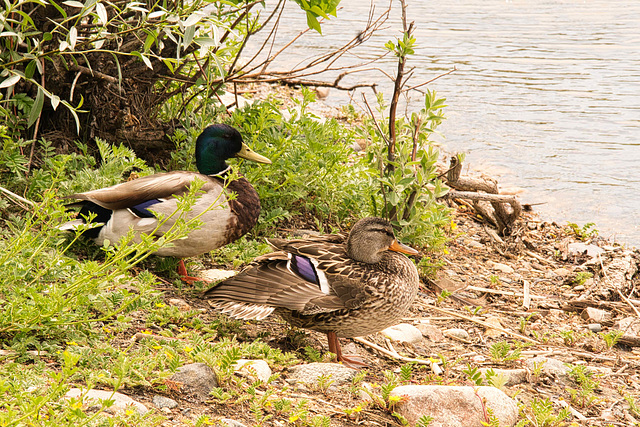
62 0 85 7
28 87 44 127
96 2 108 25
183 25 196 48
25 60 37 79
0 74 21 89
305 11 321 34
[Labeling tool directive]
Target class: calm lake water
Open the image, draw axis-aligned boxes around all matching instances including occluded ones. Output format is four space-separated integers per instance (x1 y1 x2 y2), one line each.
248 1 640 246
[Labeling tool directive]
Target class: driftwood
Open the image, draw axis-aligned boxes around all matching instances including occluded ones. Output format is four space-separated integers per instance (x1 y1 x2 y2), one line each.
439 156 522 235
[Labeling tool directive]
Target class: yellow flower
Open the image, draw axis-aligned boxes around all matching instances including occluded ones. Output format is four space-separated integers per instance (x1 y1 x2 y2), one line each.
142 330 152 335
450 221 457 230
443 248 449 255
155 302 166 308
66 341 78 346
387 395 402 404
289 415 299 422
152 345 161 350
183 346 194 353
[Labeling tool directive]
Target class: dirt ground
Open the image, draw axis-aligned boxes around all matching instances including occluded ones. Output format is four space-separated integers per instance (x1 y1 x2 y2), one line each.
123 201 638 427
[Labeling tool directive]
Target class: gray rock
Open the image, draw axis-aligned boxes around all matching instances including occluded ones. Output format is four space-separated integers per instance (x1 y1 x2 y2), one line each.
168 298 191 310
200 269 237 282
443 328 470 341
478 368 527 386
416 323 445 342
381 323 423 343
567 242 604 258
588 323 602 333
287 362 357 386
488 261 514 274
581 307 610 323
152 394 178 409
65 388 148 414
217 419 248 427
170 363 218 401
390 385 518 427
615 317 640 337
234 359 272 383
525 357 571 378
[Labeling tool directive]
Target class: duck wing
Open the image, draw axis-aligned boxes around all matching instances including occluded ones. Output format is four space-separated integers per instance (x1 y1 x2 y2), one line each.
205 238 369 320
65 171 219 210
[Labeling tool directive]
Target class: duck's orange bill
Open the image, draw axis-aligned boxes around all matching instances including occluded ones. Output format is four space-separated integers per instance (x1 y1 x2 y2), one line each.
389 240 419 255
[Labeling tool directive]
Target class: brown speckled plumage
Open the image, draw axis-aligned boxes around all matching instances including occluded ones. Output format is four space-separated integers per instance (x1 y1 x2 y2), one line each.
205 217 420 366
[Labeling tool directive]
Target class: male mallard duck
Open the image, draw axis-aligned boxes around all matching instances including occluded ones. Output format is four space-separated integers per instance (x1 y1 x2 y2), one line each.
204 217 420 367
60 124 271 280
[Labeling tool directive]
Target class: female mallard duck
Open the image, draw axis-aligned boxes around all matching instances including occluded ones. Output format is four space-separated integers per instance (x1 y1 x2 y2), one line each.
205 217 420 367
60 124 271 281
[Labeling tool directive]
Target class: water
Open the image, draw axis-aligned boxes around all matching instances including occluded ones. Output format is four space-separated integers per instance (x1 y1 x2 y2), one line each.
246 0 640 246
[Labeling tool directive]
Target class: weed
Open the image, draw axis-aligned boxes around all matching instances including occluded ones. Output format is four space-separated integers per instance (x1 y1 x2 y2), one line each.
572 271 593 286
313 374 335 395
415 414 434 427
519 313 536 335
558 330 578 347
567 222 598 241
488 341 522 364
566 365 600 408
436 289 452 305
600 329 623 350
515 397 571 427
463 365 483 386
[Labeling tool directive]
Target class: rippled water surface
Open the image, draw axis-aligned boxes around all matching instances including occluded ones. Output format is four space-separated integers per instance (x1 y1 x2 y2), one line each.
250 1 640 245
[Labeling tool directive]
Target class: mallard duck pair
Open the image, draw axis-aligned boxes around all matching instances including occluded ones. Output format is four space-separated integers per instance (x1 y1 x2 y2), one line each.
62 125 421 367
205 217 420 367
60 124 271 280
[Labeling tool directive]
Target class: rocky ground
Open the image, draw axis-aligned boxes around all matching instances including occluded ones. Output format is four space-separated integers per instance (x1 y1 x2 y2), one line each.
76 204 640 427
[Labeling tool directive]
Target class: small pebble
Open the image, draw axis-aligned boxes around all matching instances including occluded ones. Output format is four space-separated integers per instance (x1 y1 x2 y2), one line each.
588 323 602 333
444 328 471 341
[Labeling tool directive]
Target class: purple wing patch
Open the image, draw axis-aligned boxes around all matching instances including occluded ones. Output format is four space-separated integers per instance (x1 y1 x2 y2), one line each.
289 254 319 285
130 199 162 218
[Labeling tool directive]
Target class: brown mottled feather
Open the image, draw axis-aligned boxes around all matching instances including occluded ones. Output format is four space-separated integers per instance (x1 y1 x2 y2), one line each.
205 217 420 338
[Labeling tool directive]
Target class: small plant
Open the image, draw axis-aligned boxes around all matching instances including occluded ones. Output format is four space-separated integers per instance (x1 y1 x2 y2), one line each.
518 313 536 335
567 222 598 241
313 374 335 395
558 330 578 347
415 415 434 427
399 363 415 383
600 330 623 350
490 275 501 286
621 390 640 419
464 305 483 316
515 397 571 427
343 404 364 420
566 365 600 408
484 369 508 390
572 271 593 286
489 341 522 363
436 289 452 305
462 365 483 386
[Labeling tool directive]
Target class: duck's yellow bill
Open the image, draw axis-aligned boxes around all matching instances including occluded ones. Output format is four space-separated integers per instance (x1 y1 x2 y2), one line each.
237 143 271 164
389 240 419 255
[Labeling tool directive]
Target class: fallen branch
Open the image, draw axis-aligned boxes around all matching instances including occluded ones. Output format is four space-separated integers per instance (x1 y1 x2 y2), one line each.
353 336 431 365
0 186 34 209
439 156 522 235
464 285 551 301
418 302 539 344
